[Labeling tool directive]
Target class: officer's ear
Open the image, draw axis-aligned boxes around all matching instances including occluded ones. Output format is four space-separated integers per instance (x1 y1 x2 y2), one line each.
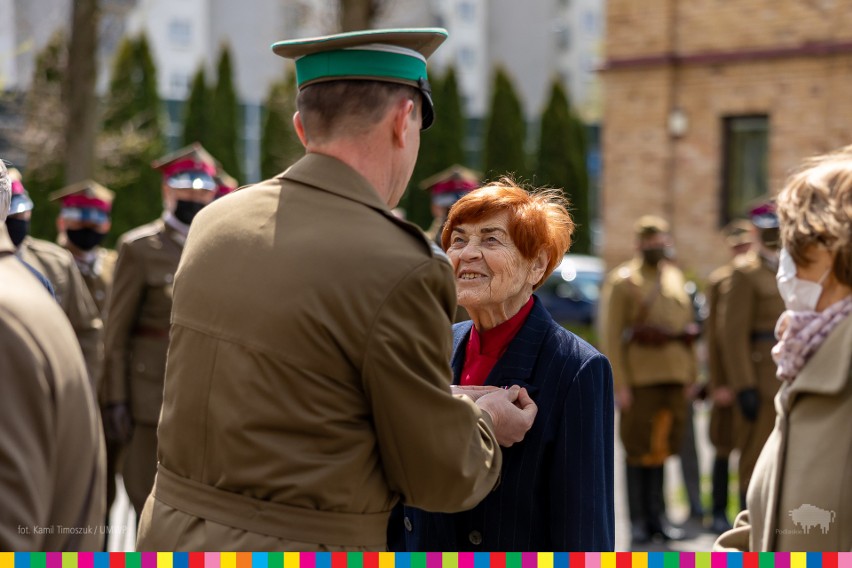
293 112 308 148
392 98 416 149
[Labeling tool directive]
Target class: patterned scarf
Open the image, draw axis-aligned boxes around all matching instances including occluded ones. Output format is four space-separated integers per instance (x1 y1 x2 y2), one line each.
772 295 852 382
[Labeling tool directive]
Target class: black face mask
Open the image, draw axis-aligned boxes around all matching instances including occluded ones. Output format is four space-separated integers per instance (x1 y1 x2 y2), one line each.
642 247 669 267
758 227 780 250
174 200 206 225
66 227 107 251
5 217 29 247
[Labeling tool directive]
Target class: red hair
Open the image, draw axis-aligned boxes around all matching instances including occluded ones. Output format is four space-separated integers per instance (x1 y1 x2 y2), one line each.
441 178 575 288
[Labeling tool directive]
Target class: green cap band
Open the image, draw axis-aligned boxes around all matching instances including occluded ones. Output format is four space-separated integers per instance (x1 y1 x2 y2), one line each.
295 49 428 87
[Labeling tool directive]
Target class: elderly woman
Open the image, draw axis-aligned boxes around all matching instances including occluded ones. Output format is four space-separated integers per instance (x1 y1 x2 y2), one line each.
392 179 615 551
715 146 852 551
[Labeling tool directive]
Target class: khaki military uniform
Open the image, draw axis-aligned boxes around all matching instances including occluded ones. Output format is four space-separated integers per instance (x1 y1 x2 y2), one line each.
102 218 184 515
718 251 785 496
706 262 738 457
136 153 501 551
0 228 106 551
600 257 696 465
17 236 103 386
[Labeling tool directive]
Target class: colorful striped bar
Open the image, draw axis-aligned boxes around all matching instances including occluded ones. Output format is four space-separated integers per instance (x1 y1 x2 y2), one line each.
5 553 852 568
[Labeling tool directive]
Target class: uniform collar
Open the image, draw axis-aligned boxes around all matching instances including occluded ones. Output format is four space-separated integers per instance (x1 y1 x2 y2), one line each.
280 152 391 214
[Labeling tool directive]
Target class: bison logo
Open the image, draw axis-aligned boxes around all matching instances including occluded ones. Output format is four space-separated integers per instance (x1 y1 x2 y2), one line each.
789 504 835 534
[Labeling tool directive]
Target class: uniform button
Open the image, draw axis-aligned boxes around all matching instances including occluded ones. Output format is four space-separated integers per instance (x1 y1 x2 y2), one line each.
95 290 105 301
404 516 413 532
165 273 174 283
468 530 482 545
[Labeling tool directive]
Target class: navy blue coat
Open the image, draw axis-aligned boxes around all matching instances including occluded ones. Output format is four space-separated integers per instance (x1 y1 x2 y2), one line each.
392 296 615 551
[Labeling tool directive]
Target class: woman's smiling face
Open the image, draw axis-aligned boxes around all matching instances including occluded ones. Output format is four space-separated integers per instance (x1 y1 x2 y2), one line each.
447 211 538 313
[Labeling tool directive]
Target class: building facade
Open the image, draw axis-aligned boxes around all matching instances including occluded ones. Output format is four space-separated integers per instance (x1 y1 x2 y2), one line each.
600 0 852 279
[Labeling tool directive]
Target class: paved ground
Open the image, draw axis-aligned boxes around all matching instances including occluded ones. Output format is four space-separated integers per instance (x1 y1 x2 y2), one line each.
107 403 729 552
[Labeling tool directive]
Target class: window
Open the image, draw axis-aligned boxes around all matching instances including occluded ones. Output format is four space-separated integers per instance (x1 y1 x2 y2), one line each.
458 46 475 67
458 1 475 22
168 19 193 48
721 115 769 225
169 72 190 99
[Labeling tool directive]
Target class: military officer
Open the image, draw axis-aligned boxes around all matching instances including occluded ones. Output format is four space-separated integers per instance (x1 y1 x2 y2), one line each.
704 219 753 533
5 168 103 385
101 143 219 517
48 180 119 541
599 215 697 544
718 202 785 509
0 159 106 551
137 28 535 551
421 164 480 244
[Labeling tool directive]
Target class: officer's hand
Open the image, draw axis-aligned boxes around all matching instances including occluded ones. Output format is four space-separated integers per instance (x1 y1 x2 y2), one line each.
451 385 501 402
712 386 735 407
476 386 538 447
616 386 633 411
102 403 134 444
736 388 760 422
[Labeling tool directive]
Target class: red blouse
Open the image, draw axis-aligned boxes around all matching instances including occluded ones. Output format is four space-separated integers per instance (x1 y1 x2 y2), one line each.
459 297 535 386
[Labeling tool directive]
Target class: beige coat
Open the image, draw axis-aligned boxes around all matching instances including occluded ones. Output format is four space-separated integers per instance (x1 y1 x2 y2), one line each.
136 153 501 551
599 258 696 390
715 312 852 551
102 220 183 424
706 261 738 455
17 236 103 386
0 228 106 551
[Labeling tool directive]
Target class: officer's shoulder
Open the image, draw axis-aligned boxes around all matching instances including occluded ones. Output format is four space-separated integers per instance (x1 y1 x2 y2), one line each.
25 238 74 264
708 263 734 285
731 251 760 273
608 259 638 285
382 213 452 267
117 220 164 248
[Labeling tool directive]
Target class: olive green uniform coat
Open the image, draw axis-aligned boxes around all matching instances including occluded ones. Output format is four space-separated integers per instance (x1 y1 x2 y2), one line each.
705 261 738 457
715 313 852 551
0 228 106 551
136 153 501 551
718 251 785 494
17 236 103 386
102 219 184 514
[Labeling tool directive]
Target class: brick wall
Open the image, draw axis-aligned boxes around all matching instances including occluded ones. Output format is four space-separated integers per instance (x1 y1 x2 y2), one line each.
600 0 852 282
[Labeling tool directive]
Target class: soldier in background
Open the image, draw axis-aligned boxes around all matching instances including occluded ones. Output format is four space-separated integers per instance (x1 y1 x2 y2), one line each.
101 143 219 517
49 180 119 544
0 158 106 551
4 168 103 384
719 202 785 510
599 215 697 544
421 164 480 245
704 219 753 533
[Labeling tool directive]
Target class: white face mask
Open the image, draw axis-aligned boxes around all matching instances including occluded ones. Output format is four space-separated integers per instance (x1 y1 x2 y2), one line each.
776 248 830 312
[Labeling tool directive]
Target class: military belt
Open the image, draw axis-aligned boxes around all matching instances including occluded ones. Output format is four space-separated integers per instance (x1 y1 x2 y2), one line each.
152 464 389 547
750 331 776 343
133 325 170 339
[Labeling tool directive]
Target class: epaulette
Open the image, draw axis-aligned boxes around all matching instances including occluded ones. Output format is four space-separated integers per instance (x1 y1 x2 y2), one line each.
118 220 163 247
429 241 451 265
25 238 74 262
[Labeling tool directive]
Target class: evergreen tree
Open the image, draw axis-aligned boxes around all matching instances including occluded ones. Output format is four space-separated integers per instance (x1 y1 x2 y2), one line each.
401 66 468 229
260 70 303 179
182 66 210 147
98 34 165 243
535 79 591 253
209 44 243 181
482 67 527 182
21 32 67 242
